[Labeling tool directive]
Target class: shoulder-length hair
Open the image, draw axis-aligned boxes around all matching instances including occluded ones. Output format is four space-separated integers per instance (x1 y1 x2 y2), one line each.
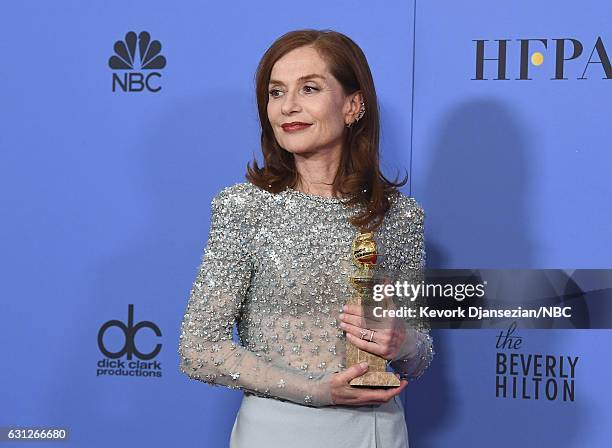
246 29 408 232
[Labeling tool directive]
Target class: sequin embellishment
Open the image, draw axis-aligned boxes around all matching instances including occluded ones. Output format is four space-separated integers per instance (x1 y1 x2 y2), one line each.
178 182 434 407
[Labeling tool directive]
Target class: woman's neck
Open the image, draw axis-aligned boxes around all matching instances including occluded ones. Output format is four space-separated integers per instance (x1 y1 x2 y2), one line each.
292 147 342 198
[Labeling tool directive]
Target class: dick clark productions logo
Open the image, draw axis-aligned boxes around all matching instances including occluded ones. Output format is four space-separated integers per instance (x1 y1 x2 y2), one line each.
97 304 163 378
108 31 167 93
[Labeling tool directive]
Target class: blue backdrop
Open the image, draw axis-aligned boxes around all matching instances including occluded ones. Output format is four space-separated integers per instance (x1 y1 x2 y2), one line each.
1 1 610 447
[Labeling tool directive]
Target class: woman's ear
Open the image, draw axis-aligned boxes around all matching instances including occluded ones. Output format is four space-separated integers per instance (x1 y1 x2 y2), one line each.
344 91 364 125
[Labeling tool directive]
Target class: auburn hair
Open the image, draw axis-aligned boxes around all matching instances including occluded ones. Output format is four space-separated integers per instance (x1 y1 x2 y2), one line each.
246 29 408 232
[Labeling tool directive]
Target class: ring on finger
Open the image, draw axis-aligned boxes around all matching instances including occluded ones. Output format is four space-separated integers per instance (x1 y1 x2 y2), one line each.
359 329 368 340
368 330 375 342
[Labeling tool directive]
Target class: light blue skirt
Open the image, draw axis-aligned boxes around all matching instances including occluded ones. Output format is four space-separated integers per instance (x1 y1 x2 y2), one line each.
230 393 409 448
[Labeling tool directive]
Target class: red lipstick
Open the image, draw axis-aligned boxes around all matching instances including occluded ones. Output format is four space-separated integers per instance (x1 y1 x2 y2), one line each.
281 122 312 132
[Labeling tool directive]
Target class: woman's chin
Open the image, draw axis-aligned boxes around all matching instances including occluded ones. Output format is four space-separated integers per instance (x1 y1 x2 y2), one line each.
282 146 318 156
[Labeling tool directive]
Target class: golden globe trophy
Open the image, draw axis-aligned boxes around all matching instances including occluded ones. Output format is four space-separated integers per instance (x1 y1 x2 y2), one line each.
346 231 400 387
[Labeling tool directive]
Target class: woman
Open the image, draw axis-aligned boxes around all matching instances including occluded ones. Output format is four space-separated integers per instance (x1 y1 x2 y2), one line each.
178 29 434 447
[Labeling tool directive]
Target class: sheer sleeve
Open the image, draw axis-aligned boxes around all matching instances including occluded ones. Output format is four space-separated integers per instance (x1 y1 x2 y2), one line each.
389 200 435 380
178 188 333 407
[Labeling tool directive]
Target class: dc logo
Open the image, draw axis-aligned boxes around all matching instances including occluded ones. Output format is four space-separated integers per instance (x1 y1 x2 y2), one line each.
108 31 166 92
97 304 162 360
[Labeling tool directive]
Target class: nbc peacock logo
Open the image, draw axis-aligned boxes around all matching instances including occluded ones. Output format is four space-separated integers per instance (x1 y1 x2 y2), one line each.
108 31 167 93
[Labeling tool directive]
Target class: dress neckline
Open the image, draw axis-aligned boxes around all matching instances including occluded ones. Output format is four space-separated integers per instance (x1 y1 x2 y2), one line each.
283 186 353 204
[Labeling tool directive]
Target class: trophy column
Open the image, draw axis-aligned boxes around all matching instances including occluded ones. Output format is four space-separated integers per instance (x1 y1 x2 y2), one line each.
346 232 400 387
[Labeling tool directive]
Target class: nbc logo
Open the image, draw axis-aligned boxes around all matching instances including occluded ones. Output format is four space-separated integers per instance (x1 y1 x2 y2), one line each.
108 31 167 92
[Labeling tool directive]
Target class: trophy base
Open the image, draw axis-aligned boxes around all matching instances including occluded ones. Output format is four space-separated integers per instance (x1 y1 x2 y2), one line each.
349 371 401 387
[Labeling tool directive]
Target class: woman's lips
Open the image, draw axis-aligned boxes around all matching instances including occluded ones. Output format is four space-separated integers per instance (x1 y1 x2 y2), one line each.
281 123 312 132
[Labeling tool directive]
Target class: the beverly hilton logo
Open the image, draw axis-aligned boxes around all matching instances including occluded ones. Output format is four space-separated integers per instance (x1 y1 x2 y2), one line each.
495 322 578 401
108 31 167 92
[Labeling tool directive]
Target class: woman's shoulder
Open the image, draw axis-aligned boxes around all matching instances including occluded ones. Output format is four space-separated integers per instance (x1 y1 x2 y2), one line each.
388 189 425 222
211 181 271 216
214 181 257 200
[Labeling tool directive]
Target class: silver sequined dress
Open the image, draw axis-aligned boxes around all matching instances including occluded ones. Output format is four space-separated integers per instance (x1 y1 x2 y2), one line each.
178 181 434 447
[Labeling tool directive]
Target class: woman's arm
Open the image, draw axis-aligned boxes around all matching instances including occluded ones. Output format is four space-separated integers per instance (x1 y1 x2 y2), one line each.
178 187 333 407
389 198 435 380
389 327 435 381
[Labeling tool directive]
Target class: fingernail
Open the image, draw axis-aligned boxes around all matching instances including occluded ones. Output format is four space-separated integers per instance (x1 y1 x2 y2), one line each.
343 305 348 311
338 313 344 319
360 362 368 369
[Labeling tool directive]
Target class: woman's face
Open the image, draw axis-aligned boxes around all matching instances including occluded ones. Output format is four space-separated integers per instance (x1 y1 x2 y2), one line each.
267 45 359 156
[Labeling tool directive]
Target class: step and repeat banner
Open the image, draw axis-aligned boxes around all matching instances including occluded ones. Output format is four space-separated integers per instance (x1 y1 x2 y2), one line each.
1 1 610 447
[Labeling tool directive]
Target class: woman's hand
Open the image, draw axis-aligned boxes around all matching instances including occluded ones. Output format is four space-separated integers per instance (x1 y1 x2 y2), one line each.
338 303 407 361
329 363 408 405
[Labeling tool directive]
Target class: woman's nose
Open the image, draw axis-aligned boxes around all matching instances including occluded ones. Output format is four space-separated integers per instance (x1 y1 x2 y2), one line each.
281 90 302 115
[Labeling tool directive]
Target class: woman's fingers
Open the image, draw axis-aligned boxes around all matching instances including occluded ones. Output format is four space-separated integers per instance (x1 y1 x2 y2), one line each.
338 312 366 329
337 362 370 383
331 365 409 406
344 327 398 359
343 380 409 405
340 309 391 329
342 304 364 316
330 363 369 404
339 314 394 355
345 332 385 357
341 303 396 327
365 380 408 403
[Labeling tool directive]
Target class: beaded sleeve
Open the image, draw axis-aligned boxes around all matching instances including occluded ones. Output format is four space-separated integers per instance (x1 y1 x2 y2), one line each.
389 200 435 380
178 188 333 407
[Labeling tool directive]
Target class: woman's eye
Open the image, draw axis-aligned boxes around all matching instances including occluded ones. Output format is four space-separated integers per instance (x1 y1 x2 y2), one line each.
268 86 318 98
